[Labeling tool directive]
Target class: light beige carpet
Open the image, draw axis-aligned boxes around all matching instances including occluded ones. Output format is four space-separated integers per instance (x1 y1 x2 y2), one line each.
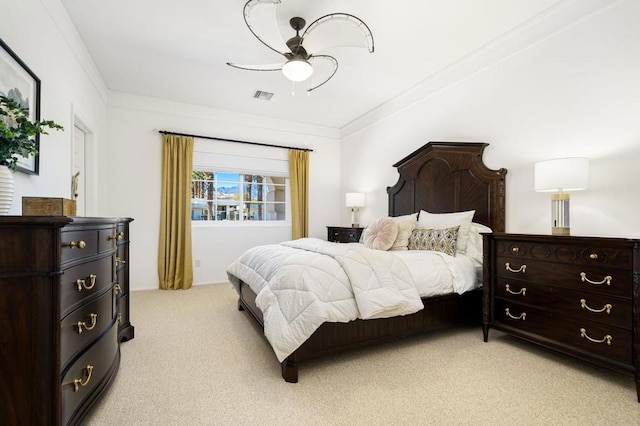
86 283 640 425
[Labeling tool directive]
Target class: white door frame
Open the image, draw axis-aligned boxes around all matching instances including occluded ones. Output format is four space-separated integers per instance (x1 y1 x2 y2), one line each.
70 105 96 216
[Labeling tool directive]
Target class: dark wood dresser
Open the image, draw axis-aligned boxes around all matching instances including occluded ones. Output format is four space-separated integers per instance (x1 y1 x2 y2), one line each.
482 232 640 402
0 216 134 425
327 226 364 243
115 218 134 342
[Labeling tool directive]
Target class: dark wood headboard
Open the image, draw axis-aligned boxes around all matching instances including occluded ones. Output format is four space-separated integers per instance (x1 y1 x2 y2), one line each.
387 142 507 232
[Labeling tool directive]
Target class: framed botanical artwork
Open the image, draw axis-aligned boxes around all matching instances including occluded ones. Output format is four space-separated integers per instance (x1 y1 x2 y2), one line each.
0 38 41 174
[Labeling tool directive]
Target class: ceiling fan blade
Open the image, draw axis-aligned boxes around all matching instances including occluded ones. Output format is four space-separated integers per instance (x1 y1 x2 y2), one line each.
226 62 283 72
302 13 375 54
243 0 289 56
306 55 338 93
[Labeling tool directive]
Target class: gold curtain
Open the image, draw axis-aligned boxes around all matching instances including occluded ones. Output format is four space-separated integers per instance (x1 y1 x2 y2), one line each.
288 149 309 240
158 134 194 290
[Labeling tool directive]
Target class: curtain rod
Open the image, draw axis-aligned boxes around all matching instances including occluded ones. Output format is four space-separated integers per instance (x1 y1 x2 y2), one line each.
158 130 313 152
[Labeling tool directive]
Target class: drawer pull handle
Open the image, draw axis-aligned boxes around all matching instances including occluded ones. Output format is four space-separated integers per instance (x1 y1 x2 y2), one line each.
76 313 98 334
580 272 612 286
505 284 526 296
579 328 612 345
108 232 125 241
580 299 612 314
505 263 526 273
65 240 86 249
118 313 123 325
73 365 94 392
116 256 127 265
589 253 598 260
511 247 520 253
114 284 122 295
505 308 526 320
75 274 97 291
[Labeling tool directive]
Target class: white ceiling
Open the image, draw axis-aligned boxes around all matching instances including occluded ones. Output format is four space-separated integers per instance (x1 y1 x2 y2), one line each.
61 0 569 130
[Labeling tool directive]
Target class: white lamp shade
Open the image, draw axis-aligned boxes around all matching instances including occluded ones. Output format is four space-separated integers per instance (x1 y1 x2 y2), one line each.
282 59 313 82
345 192 365 208
534 157 589 192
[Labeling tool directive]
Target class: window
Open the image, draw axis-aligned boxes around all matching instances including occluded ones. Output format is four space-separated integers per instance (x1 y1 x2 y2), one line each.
191 171 287 221
191 137 290 223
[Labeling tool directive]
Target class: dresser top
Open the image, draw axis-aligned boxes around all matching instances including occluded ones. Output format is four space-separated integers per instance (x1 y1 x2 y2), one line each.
0 216 131 227
489 232 640 244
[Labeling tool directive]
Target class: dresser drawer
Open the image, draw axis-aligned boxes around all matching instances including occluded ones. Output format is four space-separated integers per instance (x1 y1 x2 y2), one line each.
327 227 363 243
116 293 129 331
496 256 631 298
495 239 634 269
495 277 631 328
494 299 632 364
61 229 100 264
61 254 115 317
61 227 116 264
116 243 128 271
61 321 119 425
60 287 117 367
115 222 128 242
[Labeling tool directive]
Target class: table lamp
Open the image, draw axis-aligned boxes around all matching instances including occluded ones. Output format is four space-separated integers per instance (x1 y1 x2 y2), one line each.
534 157 588 235
345 192 365 227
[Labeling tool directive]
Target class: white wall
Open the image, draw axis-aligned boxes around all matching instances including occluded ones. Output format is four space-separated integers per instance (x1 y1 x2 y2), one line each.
341 0 640 239
2 0 109 213
106 93 341 290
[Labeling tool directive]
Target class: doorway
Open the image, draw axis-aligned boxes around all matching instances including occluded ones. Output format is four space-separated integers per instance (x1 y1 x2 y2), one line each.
72 125 86 216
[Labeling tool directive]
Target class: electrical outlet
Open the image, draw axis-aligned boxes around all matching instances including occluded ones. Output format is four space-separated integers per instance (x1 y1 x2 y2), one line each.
195 259 201 267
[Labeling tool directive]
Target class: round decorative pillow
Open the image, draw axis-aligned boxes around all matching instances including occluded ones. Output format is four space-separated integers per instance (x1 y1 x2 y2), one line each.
362 217 399 251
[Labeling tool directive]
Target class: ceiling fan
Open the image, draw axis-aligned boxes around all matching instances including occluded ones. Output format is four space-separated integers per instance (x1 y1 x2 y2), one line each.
227 0 375 93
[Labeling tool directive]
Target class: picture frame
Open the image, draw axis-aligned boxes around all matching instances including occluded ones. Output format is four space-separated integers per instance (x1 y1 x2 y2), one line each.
0 38 41 174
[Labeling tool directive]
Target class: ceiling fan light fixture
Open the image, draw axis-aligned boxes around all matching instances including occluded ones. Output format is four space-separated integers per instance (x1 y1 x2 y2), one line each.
282 58 313 82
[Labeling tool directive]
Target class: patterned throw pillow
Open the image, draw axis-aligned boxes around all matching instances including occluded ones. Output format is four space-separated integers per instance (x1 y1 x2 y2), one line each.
417 210 474 255
407 226 459 256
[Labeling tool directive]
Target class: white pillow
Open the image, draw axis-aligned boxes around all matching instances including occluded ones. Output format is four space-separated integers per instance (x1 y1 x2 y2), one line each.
362 217 399 251
465 222 492 266
417 210 475 255
388 213 418 251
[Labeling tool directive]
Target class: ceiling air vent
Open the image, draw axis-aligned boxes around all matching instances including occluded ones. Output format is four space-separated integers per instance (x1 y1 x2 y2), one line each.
253 90 274 101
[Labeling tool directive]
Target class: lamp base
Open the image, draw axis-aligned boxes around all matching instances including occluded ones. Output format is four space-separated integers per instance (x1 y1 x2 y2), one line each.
350 208 360 230
552 226 570 236
551 192 570 236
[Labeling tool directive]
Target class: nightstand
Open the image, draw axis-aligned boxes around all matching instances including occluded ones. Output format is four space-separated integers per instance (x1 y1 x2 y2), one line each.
327 226 364 243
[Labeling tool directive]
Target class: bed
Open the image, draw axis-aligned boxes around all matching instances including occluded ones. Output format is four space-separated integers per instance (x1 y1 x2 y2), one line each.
227 141 506 382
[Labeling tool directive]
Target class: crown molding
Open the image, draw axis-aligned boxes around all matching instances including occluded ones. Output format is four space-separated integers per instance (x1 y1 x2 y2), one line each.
340 0 620 139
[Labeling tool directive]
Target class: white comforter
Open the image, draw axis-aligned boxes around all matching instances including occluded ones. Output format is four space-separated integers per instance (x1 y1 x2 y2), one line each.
226 238 475 362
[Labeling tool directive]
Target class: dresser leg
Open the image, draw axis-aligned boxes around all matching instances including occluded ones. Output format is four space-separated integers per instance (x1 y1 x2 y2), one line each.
482 324 489 342
636 379 640 403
